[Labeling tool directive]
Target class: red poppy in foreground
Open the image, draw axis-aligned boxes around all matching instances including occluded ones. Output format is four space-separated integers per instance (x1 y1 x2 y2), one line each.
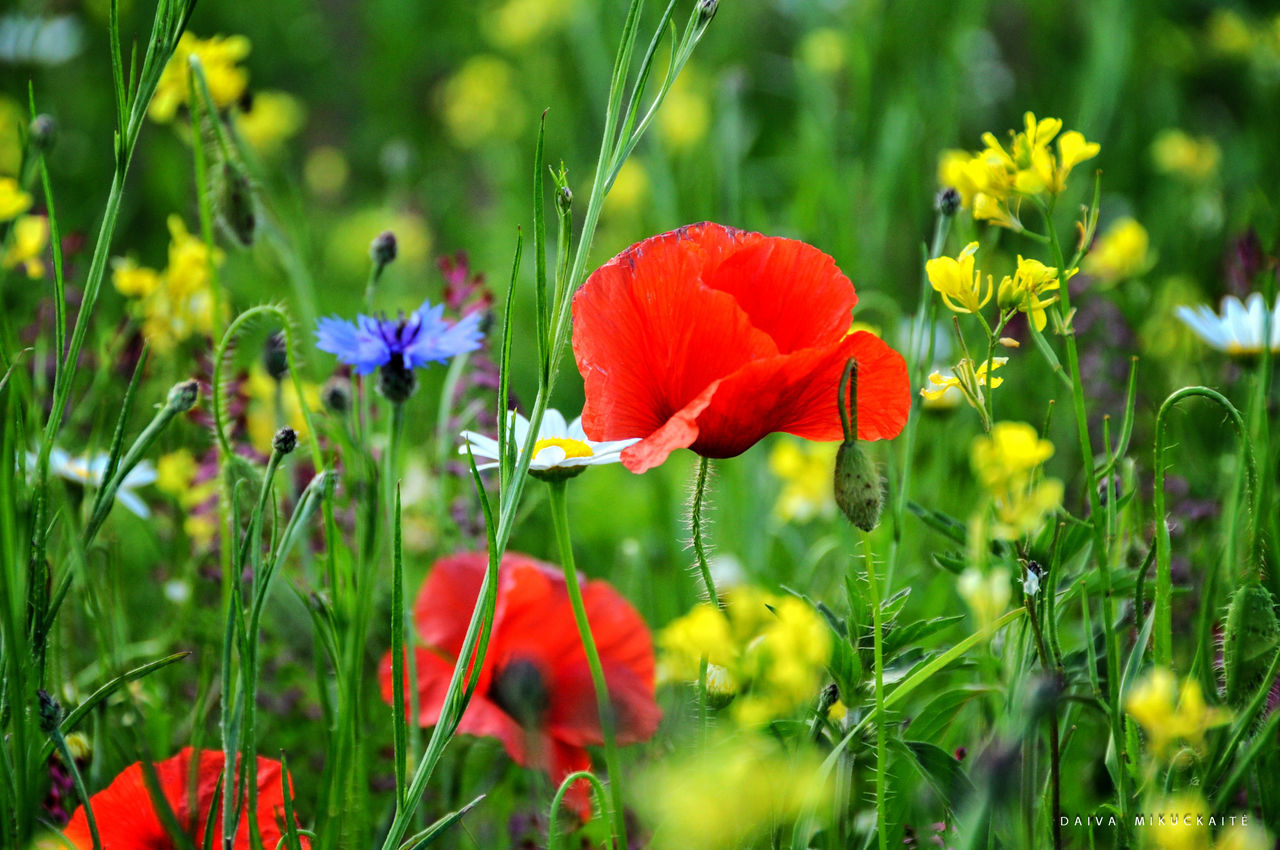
379 551 660 819
572 222 910 473
61 748 300 849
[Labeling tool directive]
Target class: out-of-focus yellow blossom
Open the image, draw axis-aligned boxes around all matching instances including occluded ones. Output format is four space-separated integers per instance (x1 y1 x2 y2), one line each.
0 97 23 176
768 437 837 523
304 146 350 199
1147 793 1211 850
635 731 830 850
997 256 1061 331
1206 10 1256 58
234 91 305 156
325 208 431 280
1084 218 1152 285
658 587 831 725
658 71 710 152
971 422 1062 539
0 177 32 221
149 33 251 123
921 357 1006 416
1151 129 1220 182
113 215 223 352
245 363 320 453
156 449 199 498
941 113 1099 230
112 258 162 298
1125 668 1231 759
156 449 219 546
439 56 524 148
486 0 578 49
603 158 650 216
926 242 992 315
2 215 48 278
1214 824 1274 850
957 567 1010 633
798 28 846 76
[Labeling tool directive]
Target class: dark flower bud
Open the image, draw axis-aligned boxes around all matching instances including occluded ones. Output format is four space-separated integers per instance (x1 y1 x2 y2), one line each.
263 331 289 381
370 230 398 268
272 427 297 456
30 114 57 152
322 375 353 414
38 689 63 733
816 682 840 717
167 379 200 413
216 160 256 247
697 0 718 23
556 185 573 213
377 355 418 404
935 187 962 217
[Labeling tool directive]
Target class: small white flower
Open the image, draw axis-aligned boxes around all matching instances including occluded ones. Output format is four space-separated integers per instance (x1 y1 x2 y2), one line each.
34 448 157 518
1023 568 1041 597
459 409 638 476
1176 293 1280 356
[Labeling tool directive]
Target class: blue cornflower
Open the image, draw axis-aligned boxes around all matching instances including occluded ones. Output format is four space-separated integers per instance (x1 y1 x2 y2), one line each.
315 300 484 402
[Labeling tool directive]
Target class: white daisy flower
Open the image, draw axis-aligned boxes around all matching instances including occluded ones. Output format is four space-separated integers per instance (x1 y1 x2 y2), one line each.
1176 293 1280 356
34 448 157 518
459 409 638 479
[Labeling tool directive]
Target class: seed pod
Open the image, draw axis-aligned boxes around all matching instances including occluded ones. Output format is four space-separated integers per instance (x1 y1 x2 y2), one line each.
1222 581 1280 706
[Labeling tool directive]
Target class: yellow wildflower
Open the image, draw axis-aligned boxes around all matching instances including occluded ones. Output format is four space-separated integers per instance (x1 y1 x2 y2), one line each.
114 215 223 352
1206 10 1255 58
245 363 320 453
997 256 1060 331
1147 793 1211 850
957 566 1011 633
971 422 1062 539
165 215 221 297
111 258 162 298
1125 667 1231 759
658 588 831 726
234 91 305 156
486 0 578 48
921 357 1007 415
635 731 829 850
768 437 837 523
156 450 199 499
658 71 710 152
0 97 23 176
798 28 847 76
2 215 48 278
1151 129 1220 182
0 176 32 221
1084 218 1152 285
603 158 650 216
149 33 251 123
303 146 350 198
1215 824 1274 850
937 149 980 208
439 56 524 148
926 242 992 315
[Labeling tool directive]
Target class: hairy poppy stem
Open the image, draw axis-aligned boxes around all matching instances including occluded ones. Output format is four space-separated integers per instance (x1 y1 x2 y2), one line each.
690 456 721 608
862 531 888 850
837 359 858 443
547 481 627 849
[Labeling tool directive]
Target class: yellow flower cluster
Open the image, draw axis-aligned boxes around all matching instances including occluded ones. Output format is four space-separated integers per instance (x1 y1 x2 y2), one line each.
155 449 219 546
921 357 1006 413
1083 218 1152 286
234 91 305 156
635 731 829 850
657 587 831 726
926 243 1062 331
112 215 223 353
0 176 32 221
1142 792 1270 850
970 422 1063 540
439 56 524 148
957 566 1011 633
150 33 251 123
938 112 1099 231
1125 667 1231 760
996 256 1061 332
1 214 48 278
768 437 838 523
1151 129 1220 183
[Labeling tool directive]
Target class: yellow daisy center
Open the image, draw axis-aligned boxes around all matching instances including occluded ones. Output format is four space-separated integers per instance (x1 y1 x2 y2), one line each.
531 437 594 460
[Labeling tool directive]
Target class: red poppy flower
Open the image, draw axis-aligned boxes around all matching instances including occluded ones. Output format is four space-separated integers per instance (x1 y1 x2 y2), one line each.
572 222 910 473
379 551 660 819
61 748 301 849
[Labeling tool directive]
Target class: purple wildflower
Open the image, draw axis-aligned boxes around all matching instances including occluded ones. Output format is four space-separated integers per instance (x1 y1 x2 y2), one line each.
315 300 484 376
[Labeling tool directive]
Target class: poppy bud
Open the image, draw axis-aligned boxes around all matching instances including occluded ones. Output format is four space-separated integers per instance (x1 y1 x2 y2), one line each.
322 375 353 414
272 427 297 456
30 114 57 152
1222 581 1280 706
167 379 200 413
263 331 289 381
370 230 398 269
377 355 418 404
833 360 883 532
935 187 961 217
216 160 257 247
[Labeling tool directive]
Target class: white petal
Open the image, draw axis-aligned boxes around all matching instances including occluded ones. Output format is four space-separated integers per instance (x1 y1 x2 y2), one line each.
567 416 588 441
124 461 157 487
115 488 151 519
541 408 567 438
534 445 567 466
510 411 532 445
1270 301 1280 349
459 432 501 461
1224 296 1252 347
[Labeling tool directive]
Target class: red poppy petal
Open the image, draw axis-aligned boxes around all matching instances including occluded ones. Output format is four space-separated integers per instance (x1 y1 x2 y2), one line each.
379 647 528 766
412 552 490 657
573 226 776 446
617 381 719 473
702 235 857 353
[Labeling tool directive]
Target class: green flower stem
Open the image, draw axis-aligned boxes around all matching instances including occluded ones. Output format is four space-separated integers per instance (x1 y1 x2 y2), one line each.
548 770 610 850
862 532 888 850
547 480 627 850
690 456 720 608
